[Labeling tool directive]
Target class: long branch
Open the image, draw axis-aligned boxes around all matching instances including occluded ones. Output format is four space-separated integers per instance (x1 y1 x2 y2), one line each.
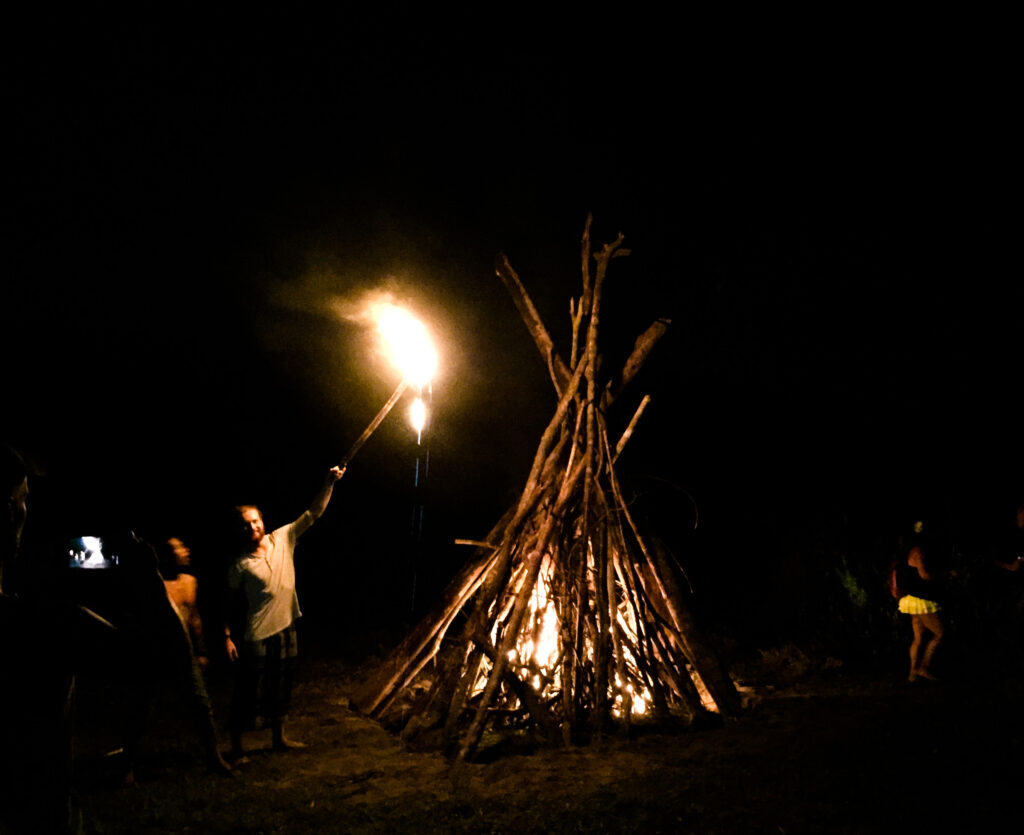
495 252 573 394
602 318 671 409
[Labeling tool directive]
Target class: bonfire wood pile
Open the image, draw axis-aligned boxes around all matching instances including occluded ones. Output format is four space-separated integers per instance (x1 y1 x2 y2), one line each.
353 218 740 761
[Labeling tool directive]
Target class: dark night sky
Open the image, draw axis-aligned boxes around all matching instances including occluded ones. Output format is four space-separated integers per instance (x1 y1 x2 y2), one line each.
3 10 1018 635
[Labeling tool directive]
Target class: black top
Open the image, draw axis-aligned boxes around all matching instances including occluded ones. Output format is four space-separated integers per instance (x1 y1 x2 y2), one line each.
896 561 941 604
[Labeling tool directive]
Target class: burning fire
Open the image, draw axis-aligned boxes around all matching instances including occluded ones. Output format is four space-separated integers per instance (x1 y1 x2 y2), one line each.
484 553 655 719
409 396 427 438
371 301 438 388
333 296 440 468
369 301 436 439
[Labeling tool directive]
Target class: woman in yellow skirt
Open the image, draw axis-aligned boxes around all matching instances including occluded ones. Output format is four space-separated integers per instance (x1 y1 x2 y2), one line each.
896 544 944 682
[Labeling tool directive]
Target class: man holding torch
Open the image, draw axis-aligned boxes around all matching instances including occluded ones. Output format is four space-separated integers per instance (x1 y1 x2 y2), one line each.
223 464 345 761
220 296 435 761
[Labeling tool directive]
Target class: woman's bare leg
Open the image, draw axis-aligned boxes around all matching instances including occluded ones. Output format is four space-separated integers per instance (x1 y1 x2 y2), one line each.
916 612 944 679
909 616 926 681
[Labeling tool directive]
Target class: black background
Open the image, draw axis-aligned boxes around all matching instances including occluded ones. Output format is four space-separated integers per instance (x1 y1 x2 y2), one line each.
4 8 1018 649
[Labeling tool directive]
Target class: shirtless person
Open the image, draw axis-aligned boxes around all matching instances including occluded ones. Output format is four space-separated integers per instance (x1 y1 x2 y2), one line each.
163 537 208 667
116 534 231 783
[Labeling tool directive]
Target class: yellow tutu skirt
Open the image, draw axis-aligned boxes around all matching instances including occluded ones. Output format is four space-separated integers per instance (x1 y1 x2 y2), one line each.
898 595 941 615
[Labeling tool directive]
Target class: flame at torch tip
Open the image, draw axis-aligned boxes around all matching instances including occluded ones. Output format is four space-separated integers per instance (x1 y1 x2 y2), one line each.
372 301 438 388
409 396 427 436
333 294 439 470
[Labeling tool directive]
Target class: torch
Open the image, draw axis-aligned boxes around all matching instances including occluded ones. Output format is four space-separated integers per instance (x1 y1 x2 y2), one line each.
338 302 437 469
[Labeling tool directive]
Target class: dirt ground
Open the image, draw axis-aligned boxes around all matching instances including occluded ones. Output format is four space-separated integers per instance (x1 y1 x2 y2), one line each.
71 644 1024 835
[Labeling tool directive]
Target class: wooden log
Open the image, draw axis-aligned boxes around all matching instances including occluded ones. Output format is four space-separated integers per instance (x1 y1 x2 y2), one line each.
613 394 651 464
579 213 593 319
457 355 588 668
606 506 700 720
401 631 473 738
459 547 546 759
602 318 671 409
495 252 573 395
441 642 486 748
581 225 615 737
645 542 742 717
606 527 631 727
591 522 612 738
457 453 589 761
350 544 497 715
360 424 576 721
644 610 706 718
470 628 562 743
607 532 657 686
605 458 741 717
571 213 593 369
409 442 574 736
350 504 518 715
439 523 545 735
557 534 582 742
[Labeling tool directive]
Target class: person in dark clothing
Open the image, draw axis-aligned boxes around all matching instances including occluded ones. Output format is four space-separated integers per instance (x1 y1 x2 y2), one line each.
1 444 114 834
992 499 1024 572
989 498 1024 668
895 542 945 682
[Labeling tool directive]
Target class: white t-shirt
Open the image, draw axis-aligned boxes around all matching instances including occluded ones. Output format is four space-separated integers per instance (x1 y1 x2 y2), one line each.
228 511 313 641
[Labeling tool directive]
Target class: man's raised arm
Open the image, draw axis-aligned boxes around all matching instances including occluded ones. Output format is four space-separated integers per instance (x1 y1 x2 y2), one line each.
308 466 346 522
291 466 346 539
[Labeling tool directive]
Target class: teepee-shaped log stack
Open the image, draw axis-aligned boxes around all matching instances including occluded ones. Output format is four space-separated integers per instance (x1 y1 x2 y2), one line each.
352 217 740 760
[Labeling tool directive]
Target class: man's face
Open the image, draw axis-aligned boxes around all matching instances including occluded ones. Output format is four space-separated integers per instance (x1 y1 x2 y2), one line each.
240 508 265 544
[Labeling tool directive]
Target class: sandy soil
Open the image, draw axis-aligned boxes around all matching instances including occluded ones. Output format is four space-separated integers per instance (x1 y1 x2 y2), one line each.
72 647 1024 834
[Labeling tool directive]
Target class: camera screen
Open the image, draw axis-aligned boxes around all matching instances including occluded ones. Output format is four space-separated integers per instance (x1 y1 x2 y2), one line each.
67 536 119 569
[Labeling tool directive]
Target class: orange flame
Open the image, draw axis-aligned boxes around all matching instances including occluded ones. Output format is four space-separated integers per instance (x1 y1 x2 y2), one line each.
492 554 663 719
409 396 427 437
371 302 438 388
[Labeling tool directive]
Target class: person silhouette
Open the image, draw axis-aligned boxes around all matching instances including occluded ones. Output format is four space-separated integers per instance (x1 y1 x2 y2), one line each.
989 498 1024 670
1 444 115 834
895 535 945 682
